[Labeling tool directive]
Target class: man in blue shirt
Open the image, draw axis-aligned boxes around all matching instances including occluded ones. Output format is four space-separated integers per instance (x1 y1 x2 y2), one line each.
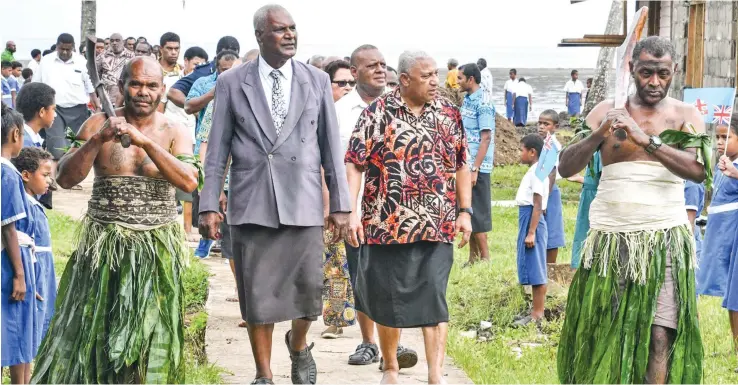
458 63 495 266
166 36 240 109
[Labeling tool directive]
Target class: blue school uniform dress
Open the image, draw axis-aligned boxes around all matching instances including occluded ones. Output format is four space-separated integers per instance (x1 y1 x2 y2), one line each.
696 165 738 297
1 157 38 366
564 79 584 116
684 180 705 261
513 82 532 126
544 136 566 250
516 162 549 286
28 193 55 343
571 151 602 268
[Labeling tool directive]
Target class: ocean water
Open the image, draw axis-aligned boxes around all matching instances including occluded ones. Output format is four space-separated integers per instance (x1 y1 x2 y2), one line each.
441 68 617 122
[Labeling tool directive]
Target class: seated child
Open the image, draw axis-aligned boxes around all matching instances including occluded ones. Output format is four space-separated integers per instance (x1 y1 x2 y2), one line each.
11 147 56 348
514 134 549 326
1 102 38 384
537 109 565 264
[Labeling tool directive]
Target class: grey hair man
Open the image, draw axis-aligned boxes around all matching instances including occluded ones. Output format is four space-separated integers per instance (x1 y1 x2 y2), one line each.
334 43 419 371
345 49 472 384
308 54 325 69
198 4 351 385
243 48 260 62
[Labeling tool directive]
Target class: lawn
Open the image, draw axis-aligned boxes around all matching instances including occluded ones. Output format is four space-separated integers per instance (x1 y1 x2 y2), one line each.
39 211 225 383
445 165 738 384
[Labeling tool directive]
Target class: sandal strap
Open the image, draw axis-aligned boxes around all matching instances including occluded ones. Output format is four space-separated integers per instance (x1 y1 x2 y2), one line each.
350 343 378 361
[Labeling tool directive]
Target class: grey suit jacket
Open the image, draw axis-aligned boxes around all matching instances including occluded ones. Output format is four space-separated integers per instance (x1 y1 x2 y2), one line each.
199 59 352 228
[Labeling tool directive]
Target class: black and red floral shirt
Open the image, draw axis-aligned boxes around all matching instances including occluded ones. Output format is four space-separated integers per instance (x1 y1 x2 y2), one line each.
345 89 467 245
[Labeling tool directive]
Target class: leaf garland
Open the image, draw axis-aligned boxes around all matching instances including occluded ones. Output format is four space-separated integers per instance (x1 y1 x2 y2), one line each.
175 154 204 191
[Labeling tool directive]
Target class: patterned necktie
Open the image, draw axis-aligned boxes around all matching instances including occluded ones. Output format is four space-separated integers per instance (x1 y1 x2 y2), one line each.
269 70 287 136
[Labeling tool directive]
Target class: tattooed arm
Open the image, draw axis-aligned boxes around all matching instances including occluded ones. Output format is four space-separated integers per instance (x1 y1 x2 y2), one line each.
57 112 118 189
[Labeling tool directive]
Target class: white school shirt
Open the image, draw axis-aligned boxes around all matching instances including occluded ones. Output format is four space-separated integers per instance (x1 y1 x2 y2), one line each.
257 55 293 116
504 78 518 93
24 123 43 146
564 79 584 94
516 162 549 210
335 88 370 215
480 68 493 103
514 82 533 98
33 52 94 108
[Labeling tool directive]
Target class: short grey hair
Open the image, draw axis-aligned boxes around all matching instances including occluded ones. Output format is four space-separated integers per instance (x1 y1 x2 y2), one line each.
253 4 288 31
447 58 458 67
398 50 434 76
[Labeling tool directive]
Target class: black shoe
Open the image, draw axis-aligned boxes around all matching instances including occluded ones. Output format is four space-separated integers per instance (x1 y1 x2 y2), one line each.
285 330 317 384
250 378 274 385
379 345 418 370
348 343 380 365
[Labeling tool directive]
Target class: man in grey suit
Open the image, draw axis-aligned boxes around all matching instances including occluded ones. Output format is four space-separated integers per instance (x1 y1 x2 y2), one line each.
198 4 351 385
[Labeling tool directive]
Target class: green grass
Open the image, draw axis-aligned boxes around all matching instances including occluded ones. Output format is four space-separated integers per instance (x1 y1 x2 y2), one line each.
43 211 225 384
446 165 738 384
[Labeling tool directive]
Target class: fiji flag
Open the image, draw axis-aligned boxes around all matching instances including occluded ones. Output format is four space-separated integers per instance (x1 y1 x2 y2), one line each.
683 87 736 125
535 133 559 182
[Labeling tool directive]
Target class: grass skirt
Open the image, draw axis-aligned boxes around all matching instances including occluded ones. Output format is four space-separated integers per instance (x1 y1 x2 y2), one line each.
31 217 187 384
557 225 703 383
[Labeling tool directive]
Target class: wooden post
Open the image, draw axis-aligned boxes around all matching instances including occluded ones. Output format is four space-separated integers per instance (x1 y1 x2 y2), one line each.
686 1 705 88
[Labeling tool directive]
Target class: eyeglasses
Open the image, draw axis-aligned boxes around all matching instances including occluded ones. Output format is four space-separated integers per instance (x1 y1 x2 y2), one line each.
387 82 398 88
332 80 356 87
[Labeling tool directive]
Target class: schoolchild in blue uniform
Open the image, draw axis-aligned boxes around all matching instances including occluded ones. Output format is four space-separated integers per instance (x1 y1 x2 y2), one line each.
684 180 705 261
537 109 566 264
12 147 56 347
514 134 549 326
1 102 38 384
698 122 738 297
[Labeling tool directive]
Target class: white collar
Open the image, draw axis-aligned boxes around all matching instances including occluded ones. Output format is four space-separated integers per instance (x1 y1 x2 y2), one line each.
0 156 20 175
24 123 43 145
53 51 76 65
25 192 42 207
340 88 369 109
258 55 293 84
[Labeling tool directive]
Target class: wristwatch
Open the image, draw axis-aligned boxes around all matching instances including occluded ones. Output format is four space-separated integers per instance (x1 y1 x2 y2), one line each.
459 207 473 216
469 165 479 172
645 135 663 154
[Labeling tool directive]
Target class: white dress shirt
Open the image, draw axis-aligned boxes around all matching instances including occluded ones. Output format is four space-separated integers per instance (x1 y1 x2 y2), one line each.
258 55 293 118
516 162 549 210
33 52 94 108
504 78 519 93
564 79 584 94
27 59 40 74
480 68 493 103
334 88 371 215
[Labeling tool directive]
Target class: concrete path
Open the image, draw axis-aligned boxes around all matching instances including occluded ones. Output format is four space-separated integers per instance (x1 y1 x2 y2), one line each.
203 257 473 384
51 178 474 384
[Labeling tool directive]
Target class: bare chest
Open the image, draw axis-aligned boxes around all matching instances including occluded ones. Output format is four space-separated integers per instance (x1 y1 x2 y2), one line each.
600 111 684 165
94 131 173 178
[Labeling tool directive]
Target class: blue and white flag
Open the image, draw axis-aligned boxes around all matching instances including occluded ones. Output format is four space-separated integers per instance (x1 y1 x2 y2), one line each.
683 87 736 125
536 133 559 182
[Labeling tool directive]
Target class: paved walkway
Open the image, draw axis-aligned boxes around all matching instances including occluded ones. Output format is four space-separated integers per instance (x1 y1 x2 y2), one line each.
203 257 472 384
51 178 473 384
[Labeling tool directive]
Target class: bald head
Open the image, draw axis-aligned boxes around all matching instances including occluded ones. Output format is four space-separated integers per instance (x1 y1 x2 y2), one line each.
243 49 260 62
5 41 15 53
119 56 165 116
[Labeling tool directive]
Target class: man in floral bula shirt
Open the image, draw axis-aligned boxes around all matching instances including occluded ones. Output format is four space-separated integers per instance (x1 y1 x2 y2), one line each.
345 50 472 384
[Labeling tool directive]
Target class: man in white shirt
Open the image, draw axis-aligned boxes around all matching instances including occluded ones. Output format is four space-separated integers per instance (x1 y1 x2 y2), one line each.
33 33 100 200
27 49 42 74
336 43 419 371
564 69 584 117
477 58 493 104
504 68 518 122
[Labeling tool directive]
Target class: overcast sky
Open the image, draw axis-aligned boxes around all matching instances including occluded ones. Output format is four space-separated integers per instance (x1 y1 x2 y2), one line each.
2 0 628 68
